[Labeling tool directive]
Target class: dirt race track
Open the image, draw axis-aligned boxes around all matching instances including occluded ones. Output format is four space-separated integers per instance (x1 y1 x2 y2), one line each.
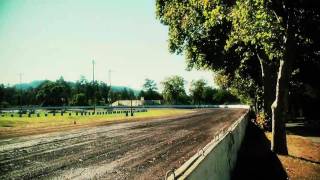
0 108 247 180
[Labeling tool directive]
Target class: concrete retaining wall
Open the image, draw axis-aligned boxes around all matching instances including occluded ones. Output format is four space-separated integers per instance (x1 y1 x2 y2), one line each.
167 109 249 180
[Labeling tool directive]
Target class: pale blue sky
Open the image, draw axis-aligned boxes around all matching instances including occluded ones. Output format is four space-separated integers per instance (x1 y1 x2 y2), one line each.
0 0 214 90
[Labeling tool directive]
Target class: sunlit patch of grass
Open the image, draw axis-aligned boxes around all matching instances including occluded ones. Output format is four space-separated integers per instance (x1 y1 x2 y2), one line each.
0 109 193 129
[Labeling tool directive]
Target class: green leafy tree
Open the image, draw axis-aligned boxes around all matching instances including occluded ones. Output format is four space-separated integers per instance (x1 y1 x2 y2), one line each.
189 79 207 104
155 0 274 115
0 84 18 107
56 77 72 105
140 79 162 100
21 88 37 105
161 75 187 104
156 0 320 154
143 79 157 92
213 89 240 104
0 84 4 105
36 81 57 106
36 78 71 106
203 86 215 104
72 93 88 106
97 82 110 104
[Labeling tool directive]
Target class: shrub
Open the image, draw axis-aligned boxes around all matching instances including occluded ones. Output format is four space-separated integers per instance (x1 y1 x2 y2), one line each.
255 112 271 131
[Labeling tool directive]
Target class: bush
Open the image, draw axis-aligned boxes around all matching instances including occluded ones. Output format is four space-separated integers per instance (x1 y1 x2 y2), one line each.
254 112 271 131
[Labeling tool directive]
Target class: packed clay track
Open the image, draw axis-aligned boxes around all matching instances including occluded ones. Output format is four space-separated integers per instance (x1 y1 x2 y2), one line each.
0 108 247 180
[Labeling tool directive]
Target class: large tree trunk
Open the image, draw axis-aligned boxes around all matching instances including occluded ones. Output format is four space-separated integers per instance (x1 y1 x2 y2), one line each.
257 53 277 120
271 12 294 154
271 59 289 155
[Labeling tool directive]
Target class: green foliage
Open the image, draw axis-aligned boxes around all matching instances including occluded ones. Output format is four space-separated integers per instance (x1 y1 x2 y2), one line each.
0 101 10 108
155 0 265 106
0 76 139 107
143 79 158 92
97 82 110 104
189 78 240 104
213 89 240 104
157 0 320 154
189 79 220 104
155 0 277 110
139 79 162 100
139 90 162 101
36 78 71 106
0 85 18 107
226 0 283 61
72 93 87 106
161 75 188 104
189 79 207 104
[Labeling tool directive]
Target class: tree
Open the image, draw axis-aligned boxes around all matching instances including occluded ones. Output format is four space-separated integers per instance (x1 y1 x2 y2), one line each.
203 86 215 104
36 79 71 106
189 79 207 104
0 84 18 107
213 89 240 104
56 77 71 105
72 93 88 106
0 84 6 107
36 81 56 106
21 88 37 105
156 0 320 154
143 79 158 92
97 82 110 104
268 0 320 154
155 0 275 115
161 76 187 104
156 0 281 151
140 79 162 100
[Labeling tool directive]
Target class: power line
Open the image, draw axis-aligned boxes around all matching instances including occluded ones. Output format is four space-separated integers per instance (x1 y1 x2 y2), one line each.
108 69 113 87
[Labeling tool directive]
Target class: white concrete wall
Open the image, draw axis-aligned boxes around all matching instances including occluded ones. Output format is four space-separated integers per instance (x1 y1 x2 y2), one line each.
167 110 249 180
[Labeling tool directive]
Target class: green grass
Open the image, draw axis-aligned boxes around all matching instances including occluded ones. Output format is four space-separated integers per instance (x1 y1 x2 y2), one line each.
0 109 193 129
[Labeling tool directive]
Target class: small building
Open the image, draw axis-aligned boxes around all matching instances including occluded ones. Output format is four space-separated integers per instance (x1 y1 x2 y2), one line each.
111 98 162 106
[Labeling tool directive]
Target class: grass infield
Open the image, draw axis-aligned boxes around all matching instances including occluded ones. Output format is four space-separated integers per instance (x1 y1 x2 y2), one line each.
0 109 193 132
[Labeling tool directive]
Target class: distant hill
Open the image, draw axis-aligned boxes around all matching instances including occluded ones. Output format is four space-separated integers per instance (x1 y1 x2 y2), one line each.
111 86 140 96
14 80 45 90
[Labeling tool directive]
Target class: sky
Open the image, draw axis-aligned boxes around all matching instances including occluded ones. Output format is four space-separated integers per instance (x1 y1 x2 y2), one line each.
0 0 215 91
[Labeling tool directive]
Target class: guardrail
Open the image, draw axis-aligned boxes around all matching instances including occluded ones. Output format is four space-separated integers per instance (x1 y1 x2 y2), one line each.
166 106 249 180
0 104 249 111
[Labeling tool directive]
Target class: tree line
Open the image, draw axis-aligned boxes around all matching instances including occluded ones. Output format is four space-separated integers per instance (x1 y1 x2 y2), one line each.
0 76 130 107
0 76 239 108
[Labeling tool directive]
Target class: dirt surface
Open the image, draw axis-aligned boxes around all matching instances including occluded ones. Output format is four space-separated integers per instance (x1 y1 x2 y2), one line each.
233 121 320 180
0 108 246 180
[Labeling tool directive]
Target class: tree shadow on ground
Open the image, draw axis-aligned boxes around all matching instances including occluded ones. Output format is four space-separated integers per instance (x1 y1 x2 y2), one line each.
286 121 320 138
231 121 288 180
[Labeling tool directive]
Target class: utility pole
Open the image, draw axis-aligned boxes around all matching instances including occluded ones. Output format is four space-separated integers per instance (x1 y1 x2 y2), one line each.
108 69 113 107
92 60 96 113
18 73 23 113
108 69 112 87
131 95 133 116
129 84 133 117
